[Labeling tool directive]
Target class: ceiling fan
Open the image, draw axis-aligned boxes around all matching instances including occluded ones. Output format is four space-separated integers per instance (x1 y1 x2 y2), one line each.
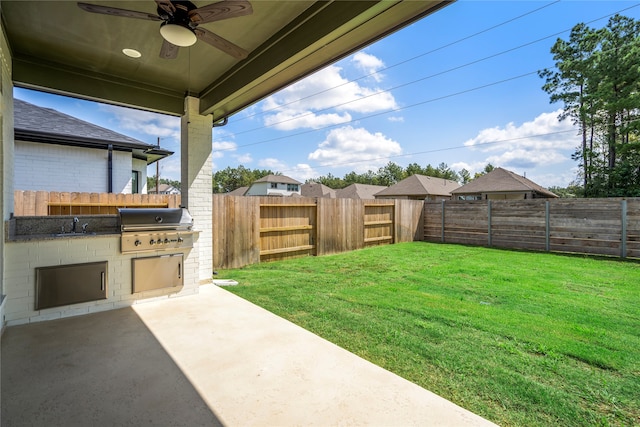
77 0 252 60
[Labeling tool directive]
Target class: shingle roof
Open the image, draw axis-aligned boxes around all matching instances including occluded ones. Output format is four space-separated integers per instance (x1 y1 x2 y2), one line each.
301 181 336 198
254 174 302 185
375 174 460 197
227 186 248 196
451 168 557 197
14 99 155 149
335 183 387 199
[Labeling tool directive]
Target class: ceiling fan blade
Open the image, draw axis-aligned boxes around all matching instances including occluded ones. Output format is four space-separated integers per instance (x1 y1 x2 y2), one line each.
154 0 176 16
189 0 253 24
77 2 162 21
194 27 248 59
159 39 180 59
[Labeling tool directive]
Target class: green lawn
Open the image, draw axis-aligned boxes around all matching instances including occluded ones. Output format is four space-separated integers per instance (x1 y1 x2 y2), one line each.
219 242 640 426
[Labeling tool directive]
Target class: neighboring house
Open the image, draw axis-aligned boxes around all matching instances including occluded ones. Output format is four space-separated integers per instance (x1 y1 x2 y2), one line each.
226 186 249 196
375 174 460 200
451 167 558 200
301 181 336 198
148 183 180 195
336 183 387 200
14 99 172 194
245 174 302 197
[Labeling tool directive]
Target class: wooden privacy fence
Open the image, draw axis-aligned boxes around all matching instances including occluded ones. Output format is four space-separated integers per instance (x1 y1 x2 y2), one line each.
424 198 640 259
13 190 181 216
212 195 425 269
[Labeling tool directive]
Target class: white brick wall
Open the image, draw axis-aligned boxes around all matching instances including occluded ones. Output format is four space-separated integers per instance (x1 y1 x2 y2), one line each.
4 234 200 326
182 97 212 283
1 23 14 331
14 141 141 193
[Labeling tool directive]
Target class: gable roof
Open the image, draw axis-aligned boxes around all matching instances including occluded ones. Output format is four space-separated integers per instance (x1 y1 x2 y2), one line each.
375 174 460 197
227 186 249 196
14 98 173 164
254 174 302 185
336 183 387 200
301 181 336 198
451 168 558 197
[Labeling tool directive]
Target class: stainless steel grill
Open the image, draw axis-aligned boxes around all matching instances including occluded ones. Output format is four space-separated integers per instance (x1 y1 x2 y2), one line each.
118 208 195 254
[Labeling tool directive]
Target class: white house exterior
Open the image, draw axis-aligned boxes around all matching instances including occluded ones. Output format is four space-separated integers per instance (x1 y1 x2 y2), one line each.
246 174 302 197
14 99 172 194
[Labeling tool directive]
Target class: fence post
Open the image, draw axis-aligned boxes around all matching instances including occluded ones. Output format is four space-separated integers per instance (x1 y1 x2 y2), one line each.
487 200 492 247
545 201 550 252
441 200 446 243
621 199 627 259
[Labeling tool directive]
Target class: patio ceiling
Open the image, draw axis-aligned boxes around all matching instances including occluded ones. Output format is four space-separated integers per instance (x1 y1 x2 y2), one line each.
1 0 451 121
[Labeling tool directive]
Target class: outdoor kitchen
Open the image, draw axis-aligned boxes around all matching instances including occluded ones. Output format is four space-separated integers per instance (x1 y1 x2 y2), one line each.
4 208 200 325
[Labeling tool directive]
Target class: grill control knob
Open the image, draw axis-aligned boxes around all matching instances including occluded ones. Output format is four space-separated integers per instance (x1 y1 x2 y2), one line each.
164 238 170 244
134 240 142 246
177 237 184 243
149 239 156 245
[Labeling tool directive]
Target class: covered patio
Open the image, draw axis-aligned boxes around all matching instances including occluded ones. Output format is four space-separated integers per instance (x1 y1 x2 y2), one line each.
0 1 496 424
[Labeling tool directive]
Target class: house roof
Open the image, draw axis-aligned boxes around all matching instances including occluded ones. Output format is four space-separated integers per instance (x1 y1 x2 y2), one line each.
14 99 173 164
227 186 249 196
451 168 558 197
301 181 336 198
375 174 460 197
254 174 302 185
149 183 180 193
336 183 387 200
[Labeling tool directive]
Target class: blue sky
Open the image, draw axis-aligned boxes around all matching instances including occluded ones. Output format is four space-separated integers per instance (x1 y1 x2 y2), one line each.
15 1 640 188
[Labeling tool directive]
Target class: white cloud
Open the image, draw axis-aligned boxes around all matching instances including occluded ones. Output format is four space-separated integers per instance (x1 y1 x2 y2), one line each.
388 116 404 122
463 110 579 170
263 61 397 131
258 158 287 170
212 140 237 159
100 105 180 139
308 126 402 172
352 51 385 82
291 164 319 182
234 153 253 163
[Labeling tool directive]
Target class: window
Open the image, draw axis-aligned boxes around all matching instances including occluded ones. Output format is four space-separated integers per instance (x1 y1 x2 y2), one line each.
270 183 278 189
287 184 299 192
132 171 139 194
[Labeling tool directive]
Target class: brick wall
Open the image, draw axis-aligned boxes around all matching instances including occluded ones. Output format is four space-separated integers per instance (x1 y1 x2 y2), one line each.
14 141 142 194
4 236 200 326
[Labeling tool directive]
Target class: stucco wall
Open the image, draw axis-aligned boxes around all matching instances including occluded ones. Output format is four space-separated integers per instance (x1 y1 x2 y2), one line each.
14 141 139 193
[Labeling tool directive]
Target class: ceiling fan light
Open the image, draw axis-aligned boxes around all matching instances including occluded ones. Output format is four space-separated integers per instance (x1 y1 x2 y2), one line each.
160 23 197 47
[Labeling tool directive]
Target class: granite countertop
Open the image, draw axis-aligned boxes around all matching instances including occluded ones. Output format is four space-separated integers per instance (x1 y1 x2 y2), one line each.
6 215 120 242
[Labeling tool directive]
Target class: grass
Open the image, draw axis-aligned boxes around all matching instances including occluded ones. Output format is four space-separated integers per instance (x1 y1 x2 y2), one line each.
219 242 640 426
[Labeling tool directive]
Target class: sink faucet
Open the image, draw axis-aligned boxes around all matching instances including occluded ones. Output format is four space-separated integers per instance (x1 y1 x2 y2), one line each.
72 217 79 233
82 223 89 233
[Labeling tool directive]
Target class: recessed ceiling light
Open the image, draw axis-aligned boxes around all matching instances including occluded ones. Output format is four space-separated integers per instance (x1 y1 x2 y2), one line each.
122 48 142 58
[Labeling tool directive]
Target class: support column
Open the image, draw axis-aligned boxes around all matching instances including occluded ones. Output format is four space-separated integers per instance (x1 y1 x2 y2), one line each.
181 97 213 284
1 19 14 330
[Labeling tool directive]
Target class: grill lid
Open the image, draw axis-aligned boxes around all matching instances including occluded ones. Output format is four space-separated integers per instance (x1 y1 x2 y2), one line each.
118 208 193 231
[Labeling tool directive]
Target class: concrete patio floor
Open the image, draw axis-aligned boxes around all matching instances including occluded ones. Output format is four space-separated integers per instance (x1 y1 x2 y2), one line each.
2 284 497 426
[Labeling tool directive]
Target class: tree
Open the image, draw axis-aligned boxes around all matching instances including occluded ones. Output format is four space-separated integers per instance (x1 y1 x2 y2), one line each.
539 15 640 197
212 166 275 193
459 168 472 184
473 163 495 179
376 162 406 186
147 176 181 192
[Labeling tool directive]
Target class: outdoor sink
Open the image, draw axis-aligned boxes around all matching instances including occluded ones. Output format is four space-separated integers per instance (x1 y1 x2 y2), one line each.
52 232 98 237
